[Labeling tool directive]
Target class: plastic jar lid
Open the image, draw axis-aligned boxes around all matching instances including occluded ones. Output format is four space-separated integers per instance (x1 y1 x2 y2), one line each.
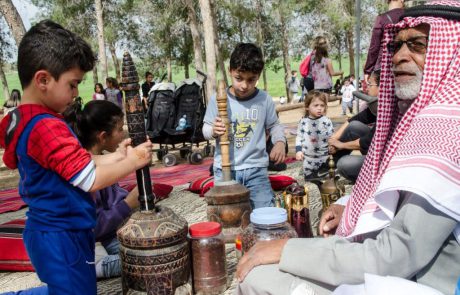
250 207 288 225
189 222 222 238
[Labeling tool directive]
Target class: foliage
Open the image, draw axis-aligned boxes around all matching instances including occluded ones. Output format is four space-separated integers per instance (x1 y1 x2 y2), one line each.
0 16 14 64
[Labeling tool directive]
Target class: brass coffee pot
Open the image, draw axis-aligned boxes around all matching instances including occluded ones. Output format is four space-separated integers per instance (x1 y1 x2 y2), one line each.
319 155 343 210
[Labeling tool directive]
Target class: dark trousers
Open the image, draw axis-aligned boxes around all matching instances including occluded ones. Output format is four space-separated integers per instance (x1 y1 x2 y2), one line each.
334 121 371 182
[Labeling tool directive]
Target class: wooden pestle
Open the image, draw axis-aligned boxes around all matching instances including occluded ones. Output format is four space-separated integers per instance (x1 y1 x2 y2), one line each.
216 80 232 182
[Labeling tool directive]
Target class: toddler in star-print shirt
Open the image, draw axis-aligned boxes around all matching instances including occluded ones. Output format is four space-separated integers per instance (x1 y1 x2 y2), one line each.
295 91 334 180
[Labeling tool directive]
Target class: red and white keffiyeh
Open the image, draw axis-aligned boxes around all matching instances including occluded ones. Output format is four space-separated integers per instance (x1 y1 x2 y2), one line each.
337 0 460 239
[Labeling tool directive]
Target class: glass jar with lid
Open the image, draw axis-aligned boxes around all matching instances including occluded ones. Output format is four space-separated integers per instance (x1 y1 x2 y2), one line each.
189 221 227 295
241 207 298 253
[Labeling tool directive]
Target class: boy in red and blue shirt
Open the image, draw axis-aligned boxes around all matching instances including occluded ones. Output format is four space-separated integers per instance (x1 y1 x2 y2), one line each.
0 20 152 294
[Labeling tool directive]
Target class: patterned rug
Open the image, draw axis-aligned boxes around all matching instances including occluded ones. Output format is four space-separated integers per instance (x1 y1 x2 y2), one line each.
0 189 26 214
0 161 347 294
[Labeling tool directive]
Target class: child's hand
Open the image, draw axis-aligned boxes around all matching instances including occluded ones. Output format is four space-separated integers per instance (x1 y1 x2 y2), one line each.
270 141 286 165
295 151 304 161
212 117 226 138
116 138 132 157
127 140 153 170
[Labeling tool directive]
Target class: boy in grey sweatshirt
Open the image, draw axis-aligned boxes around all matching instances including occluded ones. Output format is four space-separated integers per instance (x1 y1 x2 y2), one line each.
203 43 286 208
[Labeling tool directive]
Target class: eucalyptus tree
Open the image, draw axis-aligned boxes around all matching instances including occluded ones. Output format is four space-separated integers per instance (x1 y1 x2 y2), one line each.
198 0 216 100
0 0 26 46
0 17 14 102
183 0 204 73
95 0 108 79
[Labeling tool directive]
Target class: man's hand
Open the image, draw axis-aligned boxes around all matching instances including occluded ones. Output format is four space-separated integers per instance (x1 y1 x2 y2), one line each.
236 239 288 282
318 204 345 237
328 145 337 154
295 151 303 161
328 137 344 150
212 117 226 138
269 141 286 164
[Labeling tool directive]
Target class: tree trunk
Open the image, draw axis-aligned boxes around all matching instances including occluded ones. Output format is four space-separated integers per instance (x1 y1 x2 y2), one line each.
109 42 120 81
280 10 291 102
0 0 26 46
0 63 10 104
198 0 217 101
95 0 108 79
167 56 172 82
334 33 343 70
92 65 99 85
210 0 228 86
255 0 267 91
184 61 190 79
346 29 355 77
184 0 204 75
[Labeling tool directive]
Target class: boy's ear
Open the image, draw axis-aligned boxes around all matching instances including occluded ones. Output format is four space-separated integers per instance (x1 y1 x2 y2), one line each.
34 70 52 90
97 131 108 145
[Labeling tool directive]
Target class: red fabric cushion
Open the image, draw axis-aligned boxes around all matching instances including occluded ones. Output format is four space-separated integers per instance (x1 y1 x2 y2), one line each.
189 176 214 197
268 175 297 191
0 219 34 272
189 175 297 196
120 183 173 200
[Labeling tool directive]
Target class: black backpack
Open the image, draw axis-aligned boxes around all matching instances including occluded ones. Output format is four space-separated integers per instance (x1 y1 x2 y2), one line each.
146 83 176 138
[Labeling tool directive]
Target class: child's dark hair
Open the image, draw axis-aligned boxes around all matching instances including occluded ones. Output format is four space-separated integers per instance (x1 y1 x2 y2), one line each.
145 71 153 78
371 69 381 85
94 83 104 92
63 99 124 149
4 89 21 108
304 90 328 116
106 77 119 88
17 20 95 89
229 43 264 74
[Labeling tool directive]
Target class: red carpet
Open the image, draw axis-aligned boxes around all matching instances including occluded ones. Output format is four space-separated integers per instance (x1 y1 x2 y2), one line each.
0 189 27 214
118 158 214 188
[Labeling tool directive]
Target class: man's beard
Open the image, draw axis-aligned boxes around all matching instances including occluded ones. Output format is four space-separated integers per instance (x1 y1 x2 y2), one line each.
393 64 423 100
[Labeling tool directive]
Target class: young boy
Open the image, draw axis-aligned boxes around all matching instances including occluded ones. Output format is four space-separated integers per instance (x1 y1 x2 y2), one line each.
203 43 286 209
340 78 356 115
0 20 153 294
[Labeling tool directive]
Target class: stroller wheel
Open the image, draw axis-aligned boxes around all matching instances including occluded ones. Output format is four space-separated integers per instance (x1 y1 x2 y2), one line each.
204 145 215 157
163 154 177 167
188 151 203 164
157 150 166 161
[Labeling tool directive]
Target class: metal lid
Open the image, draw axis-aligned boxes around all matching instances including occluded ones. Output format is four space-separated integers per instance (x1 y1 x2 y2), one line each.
250 207 287 225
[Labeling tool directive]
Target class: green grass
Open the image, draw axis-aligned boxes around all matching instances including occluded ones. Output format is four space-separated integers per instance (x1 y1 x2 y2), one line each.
0 56 365 106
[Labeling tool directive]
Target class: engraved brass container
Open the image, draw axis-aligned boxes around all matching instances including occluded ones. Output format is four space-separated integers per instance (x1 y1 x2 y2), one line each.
320 155 343 210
